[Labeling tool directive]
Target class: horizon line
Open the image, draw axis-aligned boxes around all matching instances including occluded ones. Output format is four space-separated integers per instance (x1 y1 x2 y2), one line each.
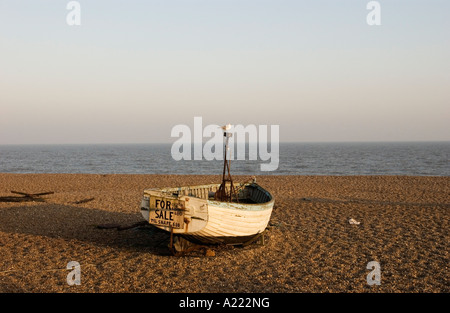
1 140 449 146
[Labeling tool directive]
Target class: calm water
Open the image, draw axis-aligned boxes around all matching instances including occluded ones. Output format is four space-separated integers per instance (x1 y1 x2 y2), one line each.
0 142 449 176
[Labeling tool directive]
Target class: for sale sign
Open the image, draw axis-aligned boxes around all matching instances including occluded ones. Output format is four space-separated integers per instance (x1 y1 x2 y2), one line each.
149 198 184 229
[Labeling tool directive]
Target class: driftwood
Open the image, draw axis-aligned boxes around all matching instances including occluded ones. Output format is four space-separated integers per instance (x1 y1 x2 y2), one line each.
0 191 54 202
11 191 54 197
72 197 95 204
96 221 148 231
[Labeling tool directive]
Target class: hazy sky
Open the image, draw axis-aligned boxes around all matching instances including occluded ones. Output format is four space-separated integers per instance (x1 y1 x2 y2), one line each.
1 0 449 144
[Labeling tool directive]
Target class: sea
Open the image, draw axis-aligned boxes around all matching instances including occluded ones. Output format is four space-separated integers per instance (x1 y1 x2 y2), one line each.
0 142 449 176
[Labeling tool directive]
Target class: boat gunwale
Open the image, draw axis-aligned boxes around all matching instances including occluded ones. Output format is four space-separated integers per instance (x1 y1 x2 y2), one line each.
143 182 274 209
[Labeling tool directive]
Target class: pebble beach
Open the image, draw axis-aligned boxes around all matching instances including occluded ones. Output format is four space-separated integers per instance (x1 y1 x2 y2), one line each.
0 173 448 293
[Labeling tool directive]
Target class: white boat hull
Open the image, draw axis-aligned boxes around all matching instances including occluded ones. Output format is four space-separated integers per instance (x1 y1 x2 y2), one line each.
182 199 274 245
140 182 274 245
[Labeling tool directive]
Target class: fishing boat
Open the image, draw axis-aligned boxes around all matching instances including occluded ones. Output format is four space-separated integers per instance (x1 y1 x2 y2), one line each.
139 125 275 251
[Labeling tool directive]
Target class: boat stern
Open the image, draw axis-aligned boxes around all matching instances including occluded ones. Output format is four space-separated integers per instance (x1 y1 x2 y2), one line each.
140 188 209 234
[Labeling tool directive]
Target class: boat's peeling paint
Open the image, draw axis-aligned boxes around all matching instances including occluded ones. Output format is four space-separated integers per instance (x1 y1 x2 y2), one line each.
206 199 274 211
